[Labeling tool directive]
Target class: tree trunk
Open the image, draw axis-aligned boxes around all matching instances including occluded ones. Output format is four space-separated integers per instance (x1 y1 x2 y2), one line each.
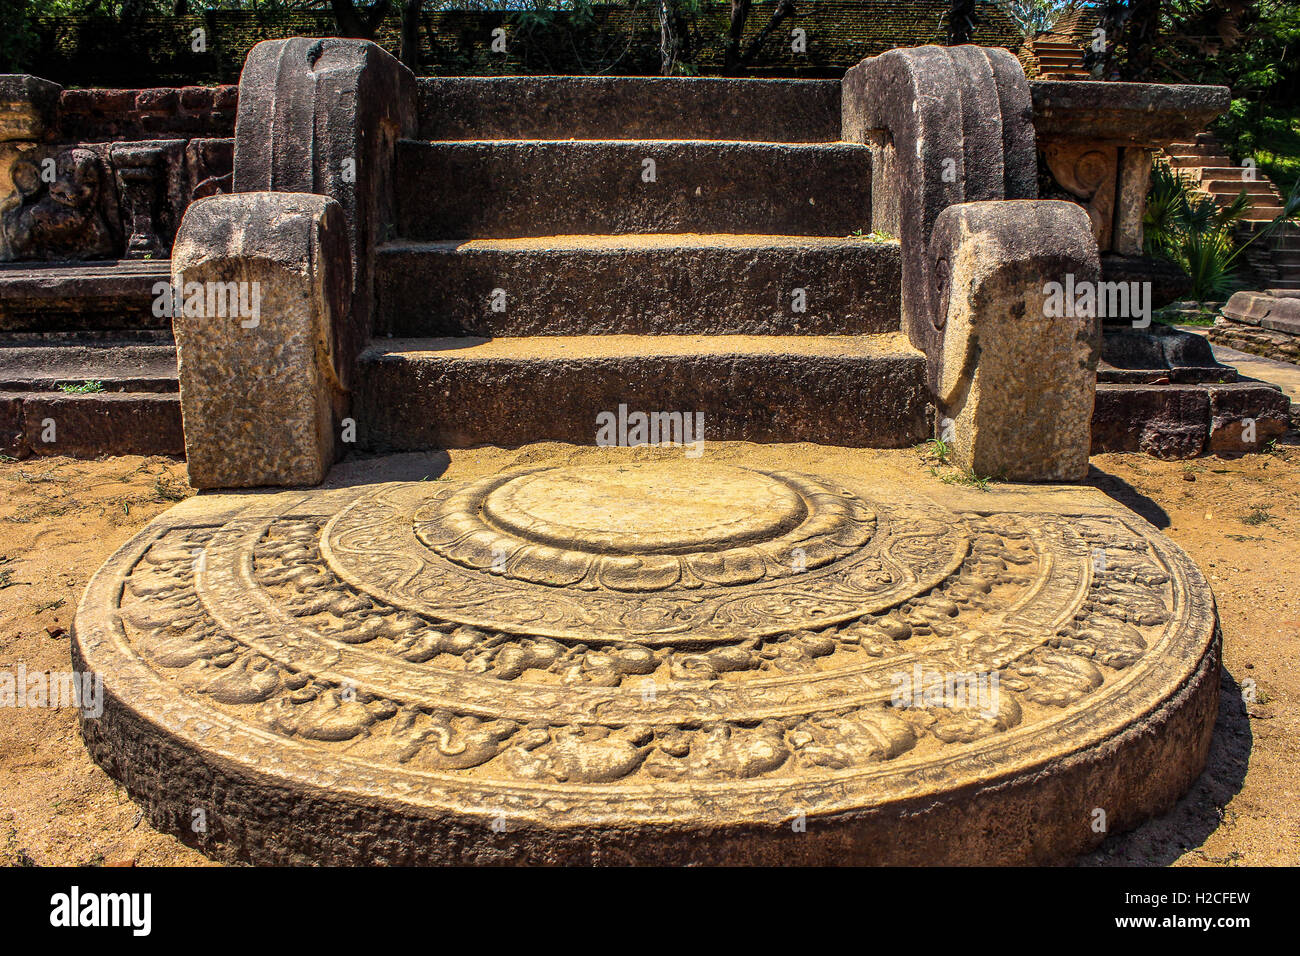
1090 0 1128 79
331 0 393 42
724 0 752 76
1122 0 1162 80
659 0 683 76
400 0 422 71
737 0 796 68
948 0 978 45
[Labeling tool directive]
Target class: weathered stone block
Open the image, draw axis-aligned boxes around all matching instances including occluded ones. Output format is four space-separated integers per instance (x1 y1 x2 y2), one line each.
1030 81 1230 146
180 86 214 111
19 392 183 458
93 89 137 113
0 75 63 142
135 88 179 113
1092 385 1209 459
1223 290 1300 330
929 200 1100 481
842 45 1036 357
1206 383 1290 454
234 37 415 363
58 89 95 115
171 191 353 489
213 85 239 110
394 139 870 240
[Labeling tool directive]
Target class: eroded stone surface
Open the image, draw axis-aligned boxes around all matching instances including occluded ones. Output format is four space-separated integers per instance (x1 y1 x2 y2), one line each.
171 191 353 489
76 460 1219 865
928 200 1100 481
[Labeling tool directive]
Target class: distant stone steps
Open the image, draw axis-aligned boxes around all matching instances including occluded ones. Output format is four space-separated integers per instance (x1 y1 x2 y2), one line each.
1200 179 1278 197
374 234 901 337
1030 39 1087 79
393 139 872 239
1162 134 1299 286
353 332 929 451
1168 154 1231 169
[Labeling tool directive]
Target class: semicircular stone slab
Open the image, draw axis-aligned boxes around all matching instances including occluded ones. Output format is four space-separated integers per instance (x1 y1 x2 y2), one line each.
74 461 1220 865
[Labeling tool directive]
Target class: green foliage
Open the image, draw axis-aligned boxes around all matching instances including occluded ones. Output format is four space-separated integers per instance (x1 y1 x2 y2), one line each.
1143 163 1250 301
999 0 1078 38
1226 101 1300 188
1147 1 1300 176
0 0 40 73
1144 161 1300 302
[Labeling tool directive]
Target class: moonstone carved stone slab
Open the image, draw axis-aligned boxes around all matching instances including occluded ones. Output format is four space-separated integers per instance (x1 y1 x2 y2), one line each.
75 461 1220 865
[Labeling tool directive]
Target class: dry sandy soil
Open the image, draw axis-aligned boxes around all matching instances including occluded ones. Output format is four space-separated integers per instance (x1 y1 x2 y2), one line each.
0 436 1296 867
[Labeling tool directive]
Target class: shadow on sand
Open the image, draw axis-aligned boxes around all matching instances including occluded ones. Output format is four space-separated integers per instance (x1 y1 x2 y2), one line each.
1078 665 1253 866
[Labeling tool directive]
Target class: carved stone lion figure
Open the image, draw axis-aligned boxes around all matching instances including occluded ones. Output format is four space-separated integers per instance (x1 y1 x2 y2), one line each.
4 147 116 261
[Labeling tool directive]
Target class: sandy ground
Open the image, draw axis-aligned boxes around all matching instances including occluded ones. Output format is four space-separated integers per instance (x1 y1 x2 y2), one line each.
0 434 1297 867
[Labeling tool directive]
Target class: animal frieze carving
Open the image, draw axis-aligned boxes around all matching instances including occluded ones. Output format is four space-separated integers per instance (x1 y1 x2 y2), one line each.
2 147 115 260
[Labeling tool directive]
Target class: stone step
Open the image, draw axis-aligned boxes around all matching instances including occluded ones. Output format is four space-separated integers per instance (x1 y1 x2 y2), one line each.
1204 190 1281 215
394 139 871 239
1196 165 1256 179
416 76 841 143
0 260 170 333
0 342 178 392
354 333 929 450
1167 142 1222 155
1242 206 1285 221
1271 251 1300 266
374 234 901 337
1169 155 1231 169
1201 179 1277 196
0 390 183 458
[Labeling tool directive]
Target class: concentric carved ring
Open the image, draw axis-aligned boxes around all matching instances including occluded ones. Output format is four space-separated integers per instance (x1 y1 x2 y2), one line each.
413 464 876 592
322 464 966 644
74 462 1220 865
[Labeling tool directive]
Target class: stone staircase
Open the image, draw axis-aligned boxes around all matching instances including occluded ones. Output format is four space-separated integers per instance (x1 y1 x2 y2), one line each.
71 40 1228 868
1030 39 1089 80
1163 133 1300 290
0 260 183 457
353 76 930 453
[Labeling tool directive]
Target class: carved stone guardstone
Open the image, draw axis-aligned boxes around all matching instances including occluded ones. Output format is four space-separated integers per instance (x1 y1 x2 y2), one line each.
929 200 1101 481
843 45 1037 353
234 37 416 385
1 146 117 261
75 458 1220 865
171 191 353 488
843 47 1107 480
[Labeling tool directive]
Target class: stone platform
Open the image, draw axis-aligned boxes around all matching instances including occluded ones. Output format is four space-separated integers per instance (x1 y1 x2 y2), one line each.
74 451 1219 865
